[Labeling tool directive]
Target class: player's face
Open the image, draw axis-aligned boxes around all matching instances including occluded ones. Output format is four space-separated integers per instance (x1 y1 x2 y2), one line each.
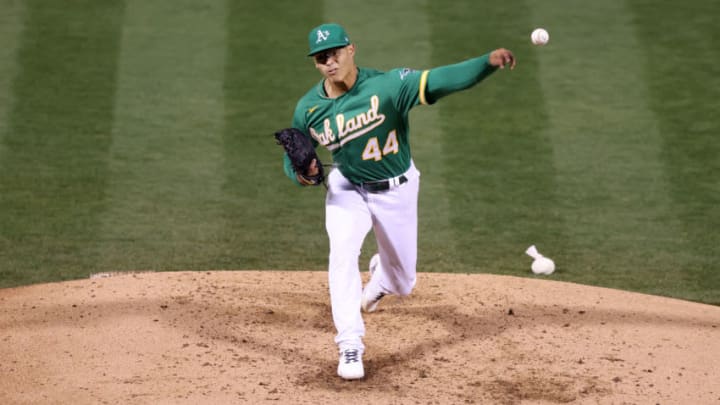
313 45 355 82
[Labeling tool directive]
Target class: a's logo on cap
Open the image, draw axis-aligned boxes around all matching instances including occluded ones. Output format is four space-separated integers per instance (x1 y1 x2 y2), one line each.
316 29 330 43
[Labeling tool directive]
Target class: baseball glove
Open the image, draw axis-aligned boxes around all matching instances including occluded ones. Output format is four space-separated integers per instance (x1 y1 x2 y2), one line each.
274 127 325 186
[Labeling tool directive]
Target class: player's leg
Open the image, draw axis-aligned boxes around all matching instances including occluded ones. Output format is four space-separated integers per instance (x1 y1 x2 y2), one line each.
364 163 420 300
325 169 372 378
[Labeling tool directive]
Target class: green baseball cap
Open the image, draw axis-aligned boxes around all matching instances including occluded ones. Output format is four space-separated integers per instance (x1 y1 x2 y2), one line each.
307 23 351 56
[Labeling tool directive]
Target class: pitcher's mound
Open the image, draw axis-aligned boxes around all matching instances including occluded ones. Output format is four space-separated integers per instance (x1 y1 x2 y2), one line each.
1 271 719 404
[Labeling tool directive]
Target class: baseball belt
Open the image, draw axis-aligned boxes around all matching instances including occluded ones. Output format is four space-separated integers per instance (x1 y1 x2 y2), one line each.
360 175 408 193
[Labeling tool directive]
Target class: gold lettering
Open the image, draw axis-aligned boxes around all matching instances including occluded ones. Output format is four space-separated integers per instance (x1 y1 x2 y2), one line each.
309 118 335 146
347 116 359 133
324 119 335 142
335 114 346 138
368 95 379 121
335 95 385 142
314 95 386 149
309 127 325 144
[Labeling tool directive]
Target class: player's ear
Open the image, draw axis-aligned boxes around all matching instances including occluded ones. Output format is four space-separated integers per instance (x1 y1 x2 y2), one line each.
346 44 356 57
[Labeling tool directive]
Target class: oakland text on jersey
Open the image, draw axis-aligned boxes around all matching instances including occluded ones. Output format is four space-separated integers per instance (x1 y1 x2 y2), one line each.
309 95 386 151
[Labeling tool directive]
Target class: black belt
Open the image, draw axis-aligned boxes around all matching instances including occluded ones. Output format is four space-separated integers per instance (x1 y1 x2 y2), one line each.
360 175 408 192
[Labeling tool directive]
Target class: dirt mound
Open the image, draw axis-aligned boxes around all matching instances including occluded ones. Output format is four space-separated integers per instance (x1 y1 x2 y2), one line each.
1 271 719 404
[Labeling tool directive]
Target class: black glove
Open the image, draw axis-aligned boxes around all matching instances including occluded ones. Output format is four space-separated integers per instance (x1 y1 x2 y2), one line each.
274 128 325 186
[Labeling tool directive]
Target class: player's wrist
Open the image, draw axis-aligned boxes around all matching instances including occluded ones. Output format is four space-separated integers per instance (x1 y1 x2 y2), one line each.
297 173 321 186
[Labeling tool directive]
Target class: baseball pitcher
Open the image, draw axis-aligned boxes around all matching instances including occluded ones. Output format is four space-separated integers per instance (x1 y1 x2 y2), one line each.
276 23 515 380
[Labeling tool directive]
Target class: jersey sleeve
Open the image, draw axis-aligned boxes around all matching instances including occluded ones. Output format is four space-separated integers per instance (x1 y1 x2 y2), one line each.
388 68 432 114
291 104 320 147
424 54 497 104
291 102 307 130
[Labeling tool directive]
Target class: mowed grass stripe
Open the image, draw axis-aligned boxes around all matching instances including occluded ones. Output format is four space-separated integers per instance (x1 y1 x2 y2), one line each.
529 1 685 291
97 1 227 271
629 0 720 301
0 1 124 287
0 0 24 286
0 1 24 137
221 1 326 270
324 0 456 271
427 3 561 274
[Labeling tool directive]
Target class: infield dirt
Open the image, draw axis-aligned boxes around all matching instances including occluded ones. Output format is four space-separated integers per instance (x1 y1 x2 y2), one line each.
1 271 719 404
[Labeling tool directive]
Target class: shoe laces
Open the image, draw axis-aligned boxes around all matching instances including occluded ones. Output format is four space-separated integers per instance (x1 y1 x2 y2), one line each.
343 349 360 364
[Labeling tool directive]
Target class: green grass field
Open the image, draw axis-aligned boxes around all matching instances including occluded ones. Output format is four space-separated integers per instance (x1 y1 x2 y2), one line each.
0 0 718 304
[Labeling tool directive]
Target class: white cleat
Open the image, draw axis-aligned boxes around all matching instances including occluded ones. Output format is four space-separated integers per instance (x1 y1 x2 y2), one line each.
368 253 380 276
361 287 386 313
337 349 364 380
362 254 386 313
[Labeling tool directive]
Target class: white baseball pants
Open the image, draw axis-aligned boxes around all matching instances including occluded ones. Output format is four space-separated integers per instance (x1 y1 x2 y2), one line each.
325 161 420 352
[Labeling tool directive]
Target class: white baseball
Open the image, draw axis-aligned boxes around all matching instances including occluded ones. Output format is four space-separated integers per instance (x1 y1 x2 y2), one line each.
531 28 549 46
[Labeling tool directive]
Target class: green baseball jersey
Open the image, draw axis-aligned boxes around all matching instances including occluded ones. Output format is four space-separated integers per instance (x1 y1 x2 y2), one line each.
292 67 430 184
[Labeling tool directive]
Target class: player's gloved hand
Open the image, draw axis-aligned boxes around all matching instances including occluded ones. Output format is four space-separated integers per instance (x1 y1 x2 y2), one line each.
274 127 325 186
297 159 321 186
489 48 516 70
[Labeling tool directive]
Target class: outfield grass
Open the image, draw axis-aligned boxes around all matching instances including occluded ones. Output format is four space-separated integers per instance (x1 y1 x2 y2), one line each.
0 0 717 304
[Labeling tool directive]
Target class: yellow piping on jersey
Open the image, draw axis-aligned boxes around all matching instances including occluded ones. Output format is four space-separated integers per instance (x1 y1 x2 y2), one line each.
419 70 430 105
308 105 319 114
